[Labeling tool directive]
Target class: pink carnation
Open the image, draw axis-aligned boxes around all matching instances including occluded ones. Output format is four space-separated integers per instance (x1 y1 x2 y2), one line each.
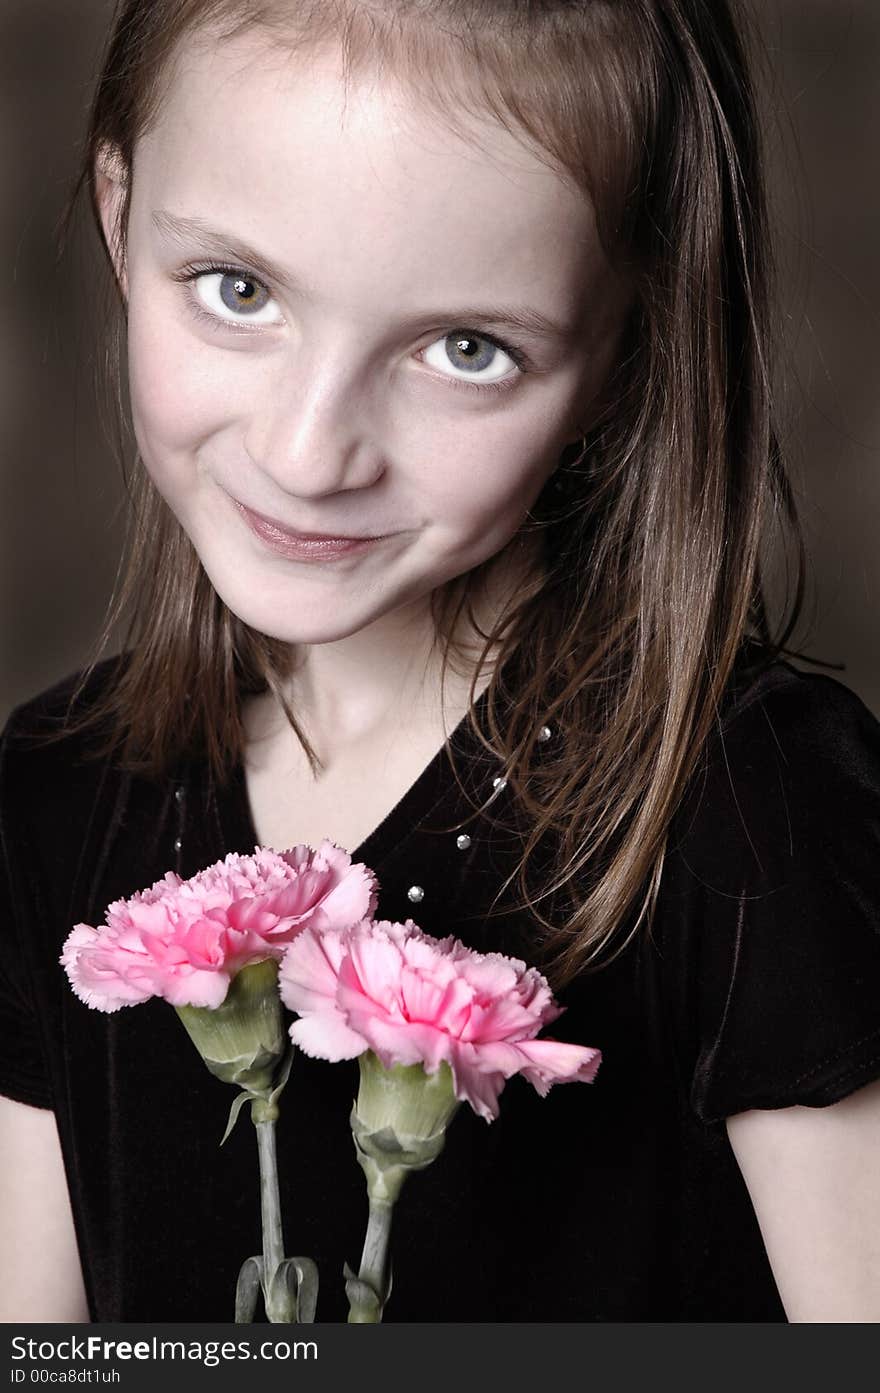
61 842 377 1013
278 918 601 1121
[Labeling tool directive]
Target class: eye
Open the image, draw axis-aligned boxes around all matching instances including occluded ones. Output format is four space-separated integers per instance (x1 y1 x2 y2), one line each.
191 269 283 326
422 331 523 388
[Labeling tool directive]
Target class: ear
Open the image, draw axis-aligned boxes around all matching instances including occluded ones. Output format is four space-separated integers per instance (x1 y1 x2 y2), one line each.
93 140 130 301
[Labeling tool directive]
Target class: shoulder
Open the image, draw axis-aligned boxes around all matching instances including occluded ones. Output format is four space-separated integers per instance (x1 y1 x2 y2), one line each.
671 650 880 892
719 647 879 763
0 655 190 944
658 649 880 1121
0 655 131 837
1 655 130 782
2 655 127 747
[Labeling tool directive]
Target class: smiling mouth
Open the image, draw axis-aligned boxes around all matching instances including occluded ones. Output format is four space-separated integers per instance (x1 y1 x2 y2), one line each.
230 497 387 561
233 498 382 542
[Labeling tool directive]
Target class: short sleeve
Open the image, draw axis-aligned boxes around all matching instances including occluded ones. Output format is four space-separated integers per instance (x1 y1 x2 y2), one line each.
658 666 880 1124
0 717 53 1108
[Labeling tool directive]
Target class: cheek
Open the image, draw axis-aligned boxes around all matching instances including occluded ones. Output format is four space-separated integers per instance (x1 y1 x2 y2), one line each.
126 292 230 474
422 427 561 537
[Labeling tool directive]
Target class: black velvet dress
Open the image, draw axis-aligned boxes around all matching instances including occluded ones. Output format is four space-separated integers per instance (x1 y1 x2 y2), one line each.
2 645 880 1322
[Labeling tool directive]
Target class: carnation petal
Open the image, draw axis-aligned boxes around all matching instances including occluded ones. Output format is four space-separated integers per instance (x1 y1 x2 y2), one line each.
61 925 156 1012
462 991 557 1045
63 961 154 1013
338 928 408 1019
158 968 231 1010
398 965 474 1038
278 924 349 1014
288 1011 368 1061
349 1015 452 1074
510 1038 603 1090
312 859 378 931
61 846 312 1012
447 1044 506 1122
281 914 603 1122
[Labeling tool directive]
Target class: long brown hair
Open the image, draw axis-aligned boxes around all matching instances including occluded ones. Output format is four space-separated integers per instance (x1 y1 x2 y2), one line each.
55 0 813 988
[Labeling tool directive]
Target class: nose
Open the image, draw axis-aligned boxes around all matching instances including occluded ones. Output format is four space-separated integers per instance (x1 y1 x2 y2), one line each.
243 349 386 500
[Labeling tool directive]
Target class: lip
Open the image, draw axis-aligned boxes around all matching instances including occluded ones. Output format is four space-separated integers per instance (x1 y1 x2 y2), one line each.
231 498 386 561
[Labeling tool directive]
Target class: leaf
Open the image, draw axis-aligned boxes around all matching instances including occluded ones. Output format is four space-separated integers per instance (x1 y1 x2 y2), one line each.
268 1044 295 1107
234 1255 263 1323
219 1047 296 1143
343 1261 393 1324
220 1088 252 1146
271 1256 320 1324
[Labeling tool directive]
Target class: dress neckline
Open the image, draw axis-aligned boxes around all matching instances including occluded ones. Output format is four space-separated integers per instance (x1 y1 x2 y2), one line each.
221 682 496 871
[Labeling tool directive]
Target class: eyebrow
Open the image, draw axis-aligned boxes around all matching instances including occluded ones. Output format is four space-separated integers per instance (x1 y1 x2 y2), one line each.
152 210 305 294
152 209 576 343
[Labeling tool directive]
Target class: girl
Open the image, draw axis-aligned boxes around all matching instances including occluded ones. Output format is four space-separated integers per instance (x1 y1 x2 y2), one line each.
2 0 879 1323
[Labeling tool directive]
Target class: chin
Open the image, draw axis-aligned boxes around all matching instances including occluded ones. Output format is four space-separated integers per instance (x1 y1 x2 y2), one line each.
203 579 384 647
221 602 370 646
193 546 447 647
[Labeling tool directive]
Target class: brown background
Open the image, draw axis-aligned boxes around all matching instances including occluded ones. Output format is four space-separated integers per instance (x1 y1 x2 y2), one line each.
2 0 879 724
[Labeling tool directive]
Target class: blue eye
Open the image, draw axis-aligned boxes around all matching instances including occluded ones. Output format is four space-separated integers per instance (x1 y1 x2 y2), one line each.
190 269 283 326
423 332 520 387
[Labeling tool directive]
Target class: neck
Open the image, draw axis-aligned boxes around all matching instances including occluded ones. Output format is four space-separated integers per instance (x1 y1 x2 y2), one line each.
276 539 540 753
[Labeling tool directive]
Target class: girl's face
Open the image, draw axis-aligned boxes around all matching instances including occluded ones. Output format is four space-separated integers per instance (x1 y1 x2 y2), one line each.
101 29 627 646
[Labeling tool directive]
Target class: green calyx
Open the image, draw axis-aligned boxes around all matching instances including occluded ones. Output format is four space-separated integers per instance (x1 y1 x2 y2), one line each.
175 957 286 1093
355 1052 461 1141
350 1053 461 1205
174 960 296 1145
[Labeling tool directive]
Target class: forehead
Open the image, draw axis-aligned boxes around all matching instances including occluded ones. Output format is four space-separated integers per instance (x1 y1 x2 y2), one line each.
131 27 608 318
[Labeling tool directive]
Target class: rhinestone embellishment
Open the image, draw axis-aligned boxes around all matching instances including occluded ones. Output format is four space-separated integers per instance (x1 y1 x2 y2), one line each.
174 786 184 802
538 724 552 742
407 885 425 903
456 833 472 851
492 775 507 791
173 837 183 852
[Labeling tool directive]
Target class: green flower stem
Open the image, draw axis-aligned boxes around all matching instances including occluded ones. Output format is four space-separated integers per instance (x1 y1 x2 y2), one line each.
348 1196 394 1323
343 1057 460 1323
233 1071 319 1324
253 1113 290 1316
175 970 318 1324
